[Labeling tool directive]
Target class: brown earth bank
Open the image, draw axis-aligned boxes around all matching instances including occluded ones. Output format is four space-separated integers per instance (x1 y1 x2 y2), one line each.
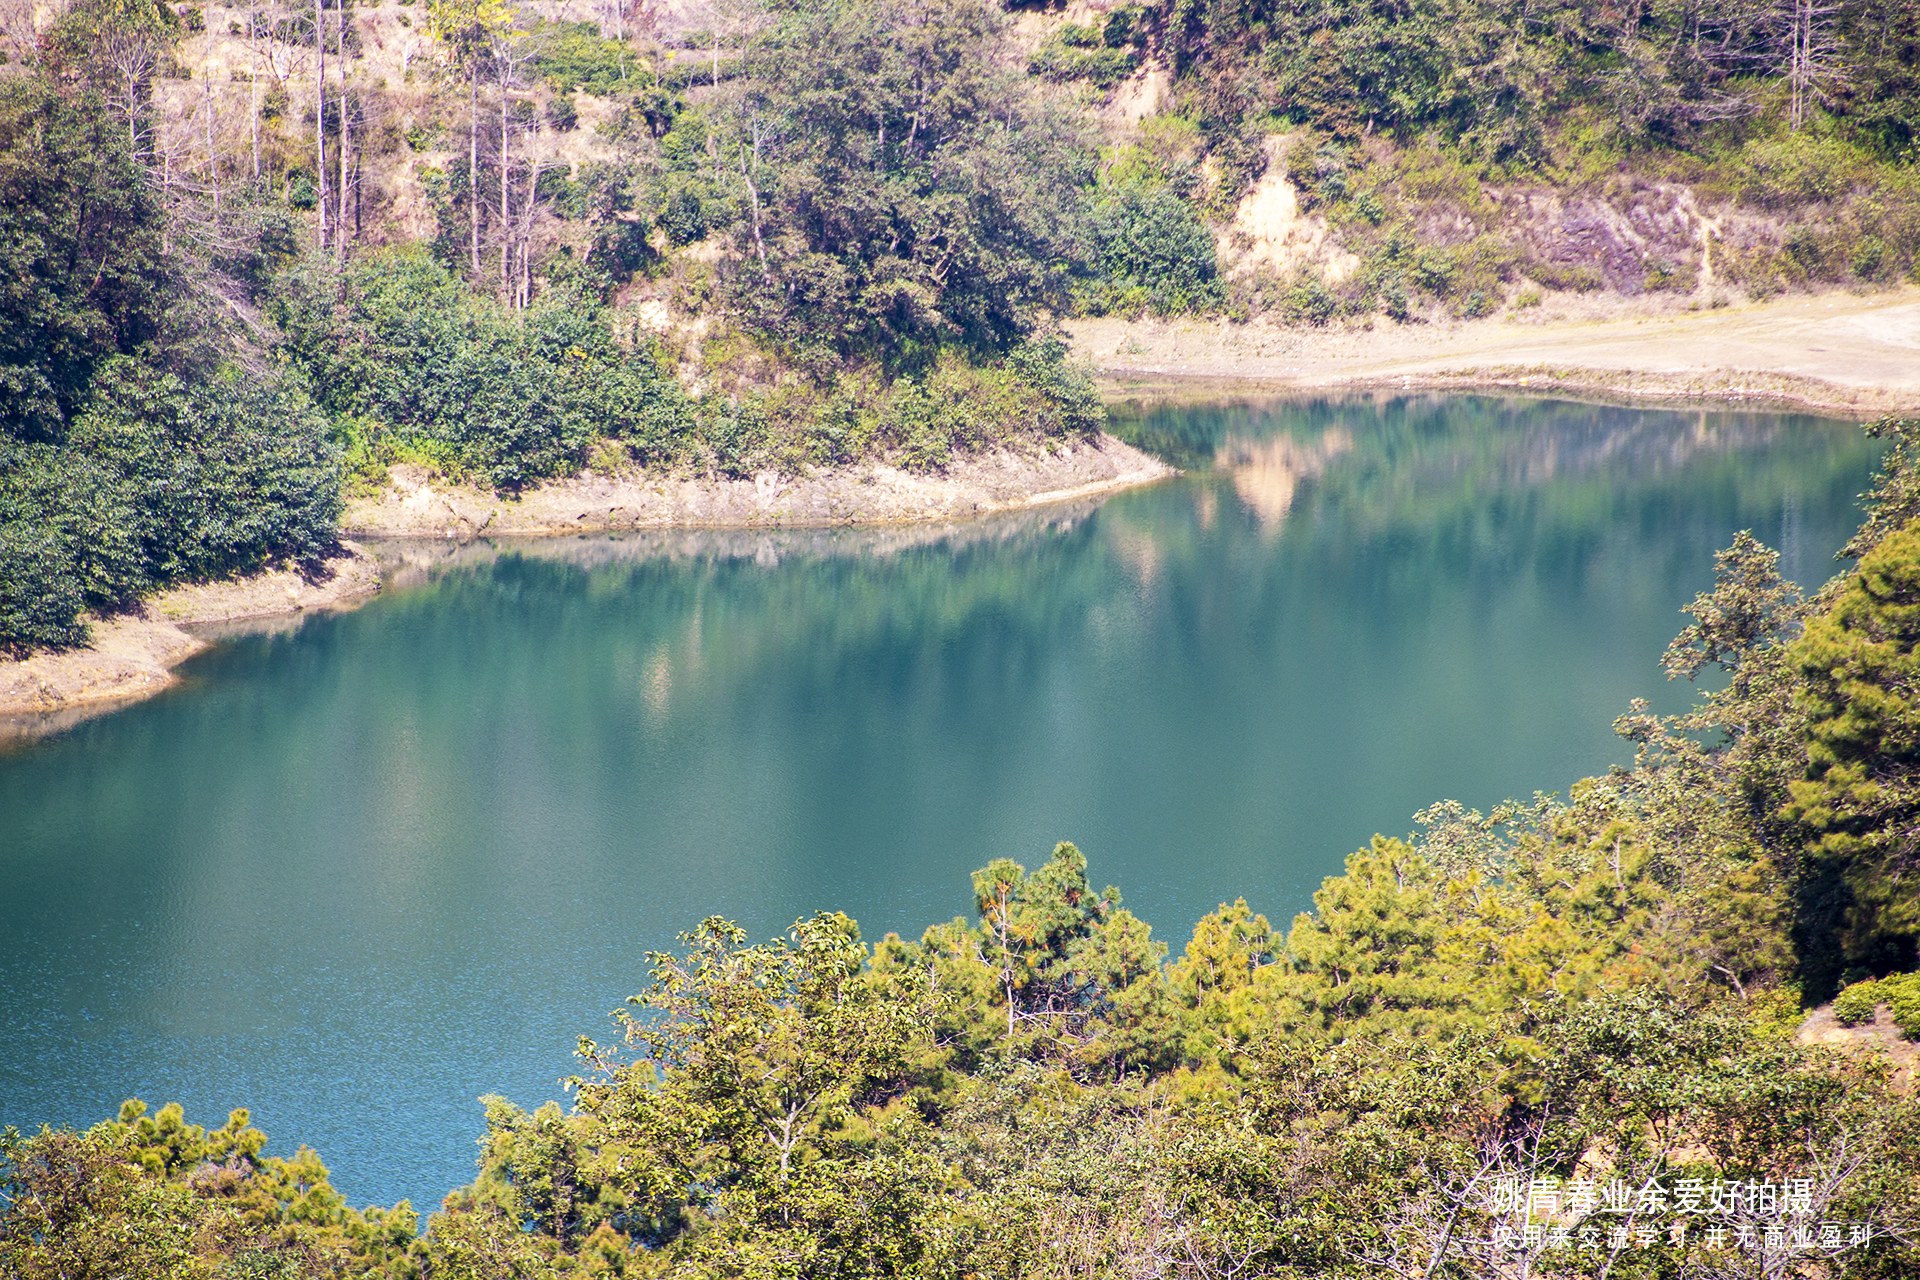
340 432 1173 538
1073 288 1920 415
0 546 382 743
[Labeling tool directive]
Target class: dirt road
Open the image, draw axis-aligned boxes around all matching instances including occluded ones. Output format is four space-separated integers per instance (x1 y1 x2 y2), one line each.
1070 289 1920 414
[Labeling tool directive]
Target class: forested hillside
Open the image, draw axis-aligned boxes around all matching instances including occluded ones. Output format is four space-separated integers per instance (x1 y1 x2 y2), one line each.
8 414 1920 1278
2 0 1917 655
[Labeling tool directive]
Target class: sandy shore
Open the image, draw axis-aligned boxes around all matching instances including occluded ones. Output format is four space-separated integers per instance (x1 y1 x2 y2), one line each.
341 432 1173 538
0 546 381 741
1071 288 1920 414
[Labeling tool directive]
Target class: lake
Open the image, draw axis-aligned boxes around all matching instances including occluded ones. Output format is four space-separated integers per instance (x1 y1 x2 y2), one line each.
0 393 1883 1213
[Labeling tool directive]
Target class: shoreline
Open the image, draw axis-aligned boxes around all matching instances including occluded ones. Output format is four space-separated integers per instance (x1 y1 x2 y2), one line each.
1071 288 1920 417
0 437 1174 736
340 432 1173 539
0 546 382 742
7 291 1915 740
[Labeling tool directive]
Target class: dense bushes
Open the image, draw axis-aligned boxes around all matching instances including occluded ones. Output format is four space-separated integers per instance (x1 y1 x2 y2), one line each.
532 20 647 95
0 364 340 654
270 251 691 489
1834 972 1920 1034
1080 183 1222 316
0 77 341 656
269 251 1105 489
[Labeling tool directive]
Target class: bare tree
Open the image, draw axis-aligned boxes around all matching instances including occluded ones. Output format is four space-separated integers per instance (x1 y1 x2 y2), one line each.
248 7 261 179
514 149 545 308
314 0 328 249
428 0 507 277
259 2 312 90
202 40 218 212
0 0 38 70
93 22 162 159
335 0 351 251
489 19 543 305
1779 0 1846 131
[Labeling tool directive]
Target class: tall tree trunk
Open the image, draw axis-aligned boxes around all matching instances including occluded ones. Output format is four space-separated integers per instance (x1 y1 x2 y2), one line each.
315 0 328 250
500 70 510 300
336 0 350 251
518 155 539 309
469 69 480 277
204 48 217 213
249 12 259 181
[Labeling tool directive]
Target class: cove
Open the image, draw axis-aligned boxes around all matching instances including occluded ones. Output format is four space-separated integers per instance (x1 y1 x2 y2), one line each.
0 393 1883 1214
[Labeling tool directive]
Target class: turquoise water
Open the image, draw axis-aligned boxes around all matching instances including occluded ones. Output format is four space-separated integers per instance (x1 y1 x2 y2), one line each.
0 394 1882 1213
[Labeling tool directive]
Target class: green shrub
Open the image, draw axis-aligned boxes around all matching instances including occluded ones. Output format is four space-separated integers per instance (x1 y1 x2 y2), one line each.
1282 277 1339 326
270 250 691 489
1029 39 1137 88
1883 972 1920 1039
1082 185 1221 316
879 339 1103 473
534 21 646 96
1851 235 1887 279
1412 247 1459 298
1833 978 1881 1026
0 362 341 654
1380 279 1410 320
1736 134 1870 209
1102 6 1143 47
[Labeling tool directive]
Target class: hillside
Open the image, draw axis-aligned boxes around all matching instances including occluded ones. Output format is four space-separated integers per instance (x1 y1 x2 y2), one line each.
92 0 1920 328
3 0 1917 656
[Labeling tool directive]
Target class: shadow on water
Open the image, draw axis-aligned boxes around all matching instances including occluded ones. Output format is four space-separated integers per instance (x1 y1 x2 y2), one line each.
0 393 1884 1213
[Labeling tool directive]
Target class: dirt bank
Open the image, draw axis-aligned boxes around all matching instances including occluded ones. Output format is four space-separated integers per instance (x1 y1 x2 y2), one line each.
0 545 382 742
341 432 1173 538
1072 289 1920 415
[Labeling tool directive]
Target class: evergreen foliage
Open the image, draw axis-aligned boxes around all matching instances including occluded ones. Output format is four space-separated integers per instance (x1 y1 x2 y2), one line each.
270 249 691 489
717 0 1095 373
1082 183 1222 317
0 77 170 445
1786 519 1920 980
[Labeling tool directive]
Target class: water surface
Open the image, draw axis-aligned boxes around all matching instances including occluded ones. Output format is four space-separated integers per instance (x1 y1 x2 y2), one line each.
0 394 1881 1212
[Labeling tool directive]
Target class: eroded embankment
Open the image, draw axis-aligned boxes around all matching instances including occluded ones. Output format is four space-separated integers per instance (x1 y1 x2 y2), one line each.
340 432 1172 538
